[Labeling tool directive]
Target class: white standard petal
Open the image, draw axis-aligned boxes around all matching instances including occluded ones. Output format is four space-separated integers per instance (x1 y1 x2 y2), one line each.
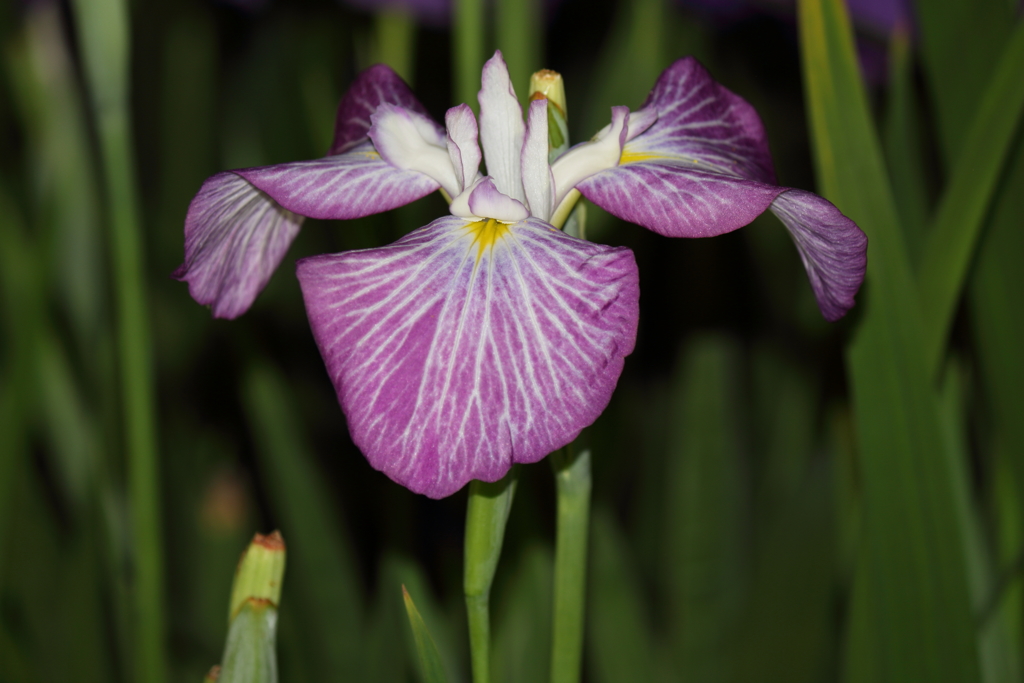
369 103 461 197
521 98 555 222
551 106 629 209
445 104 482 193
478 51 526 203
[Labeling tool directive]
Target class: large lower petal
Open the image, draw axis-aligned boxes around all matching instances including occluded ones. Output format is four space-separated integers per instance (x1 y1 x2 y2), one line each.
174 172 303 319
770 189 868 321
624 57 776 184
236 144 439 220
297 215 639 498
577 161 781 237
330 64 436 155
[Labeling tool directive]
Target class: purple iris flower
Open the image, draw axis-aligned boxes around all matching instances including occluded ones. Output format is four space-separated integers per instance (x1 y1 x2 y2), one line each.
176 52 866 498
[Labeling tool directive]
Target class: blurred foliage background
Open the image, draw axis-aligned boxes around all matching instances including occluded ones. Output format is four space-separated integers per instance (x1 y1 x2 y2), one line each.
1 0 1022 681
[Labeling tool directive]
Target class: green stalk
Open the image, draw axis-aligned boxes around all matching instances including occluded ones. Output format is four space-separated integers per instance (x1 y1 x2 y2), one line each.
464 471 518 683
549 447 592 683
69 0 165 681
372 10 416 85
454 0 484 110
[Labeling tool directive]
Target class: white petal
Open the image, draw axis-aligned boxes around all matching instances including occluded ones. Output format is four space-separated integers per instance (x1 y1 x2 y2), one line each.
369 103 460 197
445 104 482 193
478 51 526 203
521 98 555 221
551 106 629 209
467 177 529 222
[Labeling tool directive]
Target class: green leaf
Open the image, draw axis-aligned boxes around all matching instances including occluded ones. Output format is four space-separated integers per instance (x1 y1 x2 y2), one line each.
386 554 464 683
917 24 1024 378
971 134 1024 512
797 0 979 681
663 334 745 683
403 586 451 683
588 509 657 683
938 359 1023 683
912 0 1017 167
492 544 553 683
881 24 929 259
242 365 364 680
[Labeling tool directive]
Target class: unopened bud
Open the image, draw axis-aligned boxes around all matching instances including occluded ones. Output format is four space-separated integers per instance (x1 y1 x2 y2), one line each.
229 531 286 621
528 69 566 116
529 69 570 164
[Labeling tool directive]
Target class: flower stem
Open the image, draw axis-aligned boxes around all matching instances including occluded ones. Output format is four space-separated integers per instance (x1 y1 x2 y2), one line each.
549 447 592 683
464 470 518 683
69 0 165 681
454 0 484 111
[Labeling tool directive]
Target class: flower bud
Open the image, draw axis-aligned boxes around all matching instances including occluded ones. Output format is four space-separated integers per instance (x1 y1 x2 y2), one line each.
228 531 286 621
528 69 566 116
529 69 569 164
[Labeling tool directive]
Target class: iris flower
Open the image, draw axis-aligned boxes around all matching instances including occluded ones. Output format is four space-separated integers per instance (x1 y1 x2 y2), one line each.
176 52 866 498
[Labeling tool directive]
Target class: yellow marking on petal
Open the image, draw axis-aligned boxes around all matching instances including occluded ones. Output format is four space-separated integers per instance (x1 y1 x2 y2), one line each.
353 150 381 159
465 219 511 263
619 149 667 165
619 148 705 167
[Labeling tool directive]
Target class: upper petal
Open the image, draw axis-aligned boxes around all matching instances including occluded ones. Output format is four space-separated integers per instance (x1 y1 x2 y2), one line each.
369 104 460 197
478 51 527 203
446 104 483 193
330 64 435 155
577 160 782 238
297 215 639 498
578 161 867 321
236 143 440 220
174 171 303 319
622 57 776 184
770 189 867 321
521 98 555 221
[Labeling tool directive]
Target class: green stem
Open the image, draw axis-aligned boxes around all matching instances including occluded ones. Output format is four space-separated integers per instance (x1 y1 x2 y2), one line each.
372 10 416 85
464 471 518 683
549 447 592 683
454 0 484 110
69 0 165 681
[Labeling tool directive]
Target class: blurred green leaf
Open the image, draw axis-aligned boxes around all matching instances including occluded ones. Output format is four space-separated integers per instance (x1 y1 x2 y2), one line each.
404 585 451 683
913 0 1017 167
751 346 815 509
733 465 835 683
492 543 553 683
242 364 364 679
387 554 465 683
938 360 1023 683
797 0 979 681
970 133 1024 494
917 24 1024 378
737 349 834 683
364 567 410 683
6 2 104 348
881 25 929 259
588 509 658 683
497 0 541 101
663 334 745 683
